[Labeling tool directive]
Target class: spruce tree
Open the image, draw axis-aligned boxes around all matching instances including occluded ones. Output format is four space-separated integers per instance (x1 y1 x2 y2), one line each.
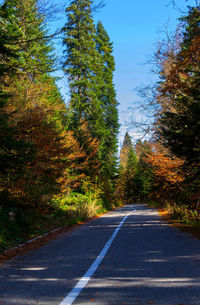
158 6 200 203
119 132 133 169
0 0 68 207
95 21 119 181
116 132 136 203
1 0 54 76
62 0 103 134
0 5 33 206
62 0 119 201
134 141 153 201
160 6 200 165
123 146 137 203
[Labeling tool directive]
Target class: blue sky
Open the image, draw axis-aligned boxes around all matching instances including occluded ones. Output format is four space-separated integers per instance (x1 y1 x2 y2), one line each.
50 0 195 146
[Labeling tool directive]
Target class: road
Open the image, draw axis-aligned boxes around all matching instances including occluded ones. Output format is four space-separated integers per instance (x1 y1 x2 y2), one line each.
1 204 200 305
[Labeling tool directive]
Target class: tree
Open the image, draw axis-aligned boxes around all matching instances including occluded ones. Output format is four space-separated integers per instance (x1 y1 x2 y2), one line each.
119 132 133 169
1 0 54 77
62 0 102 133
156 6 200 206
63 1 119 203
115 132 138 203
145 143 184 204
0 0 75 208
0 2 34 206
134 141 153 201
95 21 119 182
123 147 138 203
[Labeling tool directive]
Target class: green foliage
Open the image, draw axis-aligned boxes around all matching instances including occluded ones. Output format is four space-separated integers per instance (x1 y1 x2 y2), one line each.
126 148 137 172
0 0 64 209
0 1 34 207
119 132 133 169
63 1 119 202
63 0 102 132
165 202 200 226
134 141 153 197
1 0 55 76
0 204 74 252
116 136 153 204
95 21 119 180
134 160 152 197
53 180 105 220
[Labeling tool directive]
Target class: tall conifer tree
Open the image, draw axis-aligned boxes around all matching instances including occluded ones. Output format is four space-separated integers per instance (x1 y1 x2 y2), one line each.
120 132 133 169
0 5 33 205
0 0 69 206
63 1 119 200
159 6 200 166
157 6 200 204
116 132 138 203
62 0 103 134
1 0 54 76
95 21 119 180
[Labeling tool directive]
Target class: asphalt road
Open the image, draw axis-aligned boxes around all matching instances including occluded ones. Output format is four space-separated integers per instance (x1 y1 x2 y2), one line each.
1 204 200 305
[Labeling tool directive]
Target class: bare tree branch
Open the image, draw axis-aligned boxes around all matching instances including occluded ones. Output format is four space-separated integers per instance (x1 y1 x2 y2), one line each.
92 0 106 12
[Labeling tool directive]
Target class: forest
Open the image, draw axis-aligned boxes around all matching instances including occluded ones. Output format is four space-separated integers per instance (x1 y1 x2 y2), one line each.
0 0 200 252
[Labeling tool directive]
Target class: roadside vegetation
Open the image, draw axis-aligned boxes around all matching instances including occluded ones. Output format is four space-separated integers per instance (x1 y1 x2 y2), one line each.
0 0 119 252
0 0 199 253
0 192 110 252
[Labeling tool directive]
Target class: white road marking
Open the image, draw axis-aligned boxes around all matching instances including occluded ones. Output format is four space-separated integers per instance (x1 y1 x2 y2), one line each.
59 208 136 305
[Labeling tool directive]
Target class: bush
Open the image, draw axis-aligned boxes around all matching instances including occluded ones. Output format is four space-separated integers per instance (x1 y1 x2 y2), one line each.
165 202 200 225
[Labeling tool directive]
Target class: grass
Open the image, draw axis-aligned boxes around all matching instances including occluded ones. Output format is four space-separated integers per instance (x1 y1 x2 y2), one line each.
148 201 200 240
0 193 116 254
0 206 71 252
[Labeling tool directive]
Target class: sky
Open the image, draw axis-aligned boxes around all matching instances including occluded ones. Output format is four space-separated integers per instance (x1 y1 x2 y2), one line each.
49 0 195 147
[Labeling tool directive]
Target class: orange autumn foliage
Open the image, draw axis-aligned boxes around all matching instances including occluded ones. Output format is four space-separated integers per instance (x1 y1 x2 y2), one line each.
146 144 184 188
57 120 100 195
3 75 100 206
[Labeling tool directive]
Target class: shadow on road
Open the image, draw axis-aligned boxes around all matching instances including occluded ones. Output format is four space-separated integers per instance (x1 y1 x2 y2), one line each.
1 204 200 305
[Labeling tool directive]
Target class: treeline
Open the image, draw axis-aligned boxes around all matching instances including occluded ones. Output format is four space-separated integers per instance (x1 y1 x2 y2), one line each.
116 132 152 204
0 0 118 249
117 5 200 221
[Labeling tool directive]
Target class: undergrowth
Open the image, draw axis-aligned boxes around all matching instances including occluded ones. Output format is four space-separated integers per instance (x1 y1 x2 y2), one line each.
0 189 116 253
147 200 200 227
165 202 200 226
